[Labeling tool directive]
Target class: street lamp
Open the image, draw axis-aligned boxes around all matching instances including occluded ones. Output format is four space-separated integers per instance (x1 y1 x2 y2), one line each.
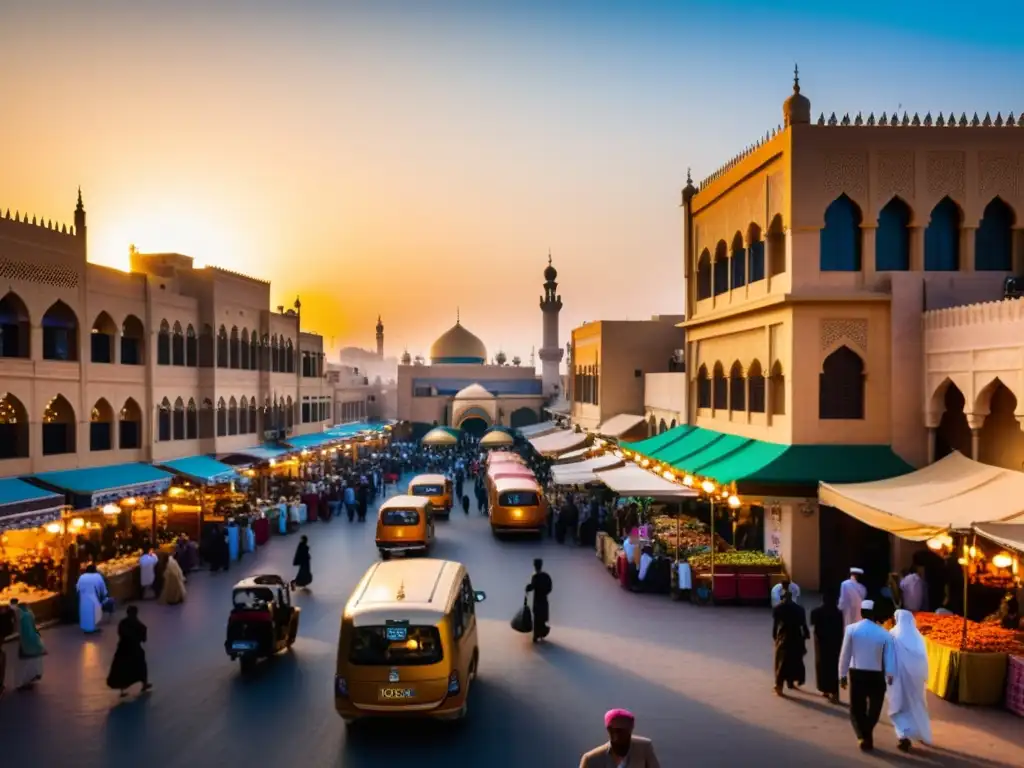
699 480 718 594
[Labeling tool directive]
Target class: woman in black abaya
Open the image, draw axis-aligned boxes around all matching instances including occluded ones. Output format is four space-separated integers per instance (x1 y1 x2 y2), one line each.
772 589 809 696
291 536 312 590
809 587 844 704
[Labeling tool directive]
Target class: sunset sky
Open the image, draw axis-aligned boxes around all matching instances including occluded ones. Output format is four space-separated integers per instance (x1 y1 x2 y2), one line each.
2 1 1021 362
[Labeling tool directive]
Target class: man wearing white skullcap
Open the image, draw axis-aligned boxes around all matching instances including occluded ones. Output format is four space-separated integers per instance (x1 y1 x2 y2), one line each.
838 567 868 627
839 599 896 752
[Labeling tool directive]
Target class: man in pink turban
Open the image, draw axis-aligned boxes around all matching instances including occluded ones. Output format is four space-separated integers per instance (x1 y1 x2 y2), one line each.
578 708 661 767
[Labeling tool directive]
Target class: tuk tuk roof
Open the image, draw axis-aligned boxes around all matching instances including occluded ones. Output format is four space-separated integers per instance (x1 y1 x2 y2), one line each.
492 476 541 493
233 575 286 591
487 452 523 464
487 464 534 478
346 558 463 626
379 494 431 511
409 473 447 486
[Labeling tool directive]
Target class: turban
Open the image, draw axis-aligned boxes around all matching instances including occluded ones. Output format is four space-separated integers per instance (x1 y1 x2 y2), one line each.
604 709 635 728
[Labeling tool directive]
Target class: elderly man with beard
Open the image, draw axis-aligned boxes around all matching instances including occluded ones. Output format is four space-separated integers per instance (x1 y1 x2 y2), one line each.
579 709 661 767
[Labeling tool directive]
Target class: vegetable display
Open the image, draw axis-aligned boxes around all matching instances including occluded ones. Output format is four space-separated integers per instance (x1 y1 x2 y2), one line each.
887 612 1024 655
687 551 784 570
650 516 730 557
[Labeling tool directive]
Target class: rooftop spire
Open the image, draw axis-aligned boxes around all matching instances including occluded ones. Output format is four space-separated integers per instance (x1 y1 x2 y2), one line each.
456 306 460 324
686 167 692 185
548 249 552 266
76 186 84 211
793 63 800 93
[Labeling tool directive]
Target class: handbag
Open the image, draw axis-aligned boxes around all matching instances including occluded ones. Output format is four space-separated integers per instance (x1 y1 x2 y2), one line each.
510 596 533 634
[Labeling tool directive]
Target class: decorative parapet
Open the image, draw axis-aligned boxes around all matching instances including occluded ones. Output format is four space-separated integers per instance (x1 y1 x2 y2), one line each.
697 126 783 190
815 111 1019 128
923 297 1024 331
0 208 75 236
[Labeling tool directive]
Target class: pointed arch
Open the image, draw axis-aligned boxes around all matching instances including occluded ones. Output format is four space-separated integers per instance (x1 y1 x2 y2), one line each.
285 339 295 373
90 311 117 364
696 363 711 408
770 361 786 416
248 396 258 434
730 231 746 289
199 397 214 439
89 397 114 452
0 392 29 458
924 196 962 271
239 396 249 433
229 326 240 369
117 314 143 366
976 381 1023 466
696 249 712 301
820 194 863 272
712 362 727 409
172 397 185 440
119 397 142 449
185 323 198 367
270 335 280 372
240 328 250 370
228 396 239 435
973 375 1017 417
0 292 31 359
157 397 172 442
250 331 259 371
647 413 657 437
42 394 76 454
286 394 294 428
975 197 1015 271
748 360 766 414
216 396 227 436
729 360 745 411
766 215 784 278
42 300 79 361
157 319 171 365
875 196 912 271
172 321 185 365
186 397 198 440
713 241 729 296
747 222 766 282
216 325 229 368
819 345 865 419
658 418 667 434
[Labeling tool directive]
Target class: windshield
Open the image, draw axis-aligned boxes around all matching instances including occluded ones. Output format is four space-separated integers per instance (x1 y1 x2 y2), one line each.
412 484 443 496
348 625 444 666
381 509 420 526
499 490 539 507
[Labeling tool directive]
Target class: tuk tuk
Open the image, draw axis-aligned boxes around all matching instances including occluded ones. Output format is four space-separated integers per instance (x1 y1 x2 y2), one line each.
376 495 435 559
407 473 453 518
489 476 546 536
225 574 300 674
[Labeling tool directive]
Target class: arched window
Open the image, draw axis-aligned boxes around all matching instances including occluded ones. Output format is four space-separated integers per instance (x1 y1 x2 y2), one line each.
186 398 198 440
157 398 172 442
157 320 171 365
121 315 144 365
924 196 962 271
90 398 113 451
228 397 239 435
765 217 784 278
286 395 294 428
90 312 117 364
271 335 280 372
729 361 745 411
240 329 250 370
173 397 185 439
712 363 727 409
42 300 79 361
0 292 30 359
0 393 29 458
770 361 786 416
730 232 746 289
975 197 1015 271
248 397 258 434
713 241 729 296
119 398 142 449
285 339 295 373
229 327 240 369
696 249 712 301
875 197 911 271
42 395 76 454
186 324 198 367
696 364 711 409
216 326 229 368
200 398 214 439
216 397 227 436
820 194 863 271
819 346 865 420
250 333 259 371
659 418 667 434
239 396 249 433
748 223 766 283
647 415 657 436
670 419 676 429
747 360 766 414
172 322 185 365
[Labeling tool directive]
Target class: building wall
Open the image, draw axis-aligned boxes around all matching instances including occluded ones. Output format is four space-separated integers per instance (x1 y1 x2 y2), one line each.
644 372 687 434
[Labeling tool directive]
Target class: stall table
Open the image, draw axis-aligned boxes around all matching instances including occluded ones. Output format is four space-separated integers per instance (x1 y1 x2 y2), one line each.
923 636 1009 706
1005 655 1024 717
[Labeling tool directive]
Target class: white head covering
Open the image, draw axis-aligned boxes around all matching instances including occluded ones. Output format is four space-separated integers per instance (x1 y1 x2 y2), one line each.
850 567 864 575
861 599 875 611
891 609 926 657
889 609 930 728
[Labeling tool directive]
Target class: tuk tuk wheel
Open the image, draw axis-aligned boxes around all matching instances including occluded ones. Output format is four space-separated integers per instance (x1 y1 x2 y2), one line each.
239 657 257 675
379 549 390 560
287 617 298 648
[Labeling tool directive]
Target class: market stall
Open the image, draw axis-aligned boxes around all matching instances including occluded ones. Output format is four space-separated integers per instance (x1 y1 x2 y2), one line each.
551 454 623 485
528 428 589 457
517 421 560 439
0 479 67 624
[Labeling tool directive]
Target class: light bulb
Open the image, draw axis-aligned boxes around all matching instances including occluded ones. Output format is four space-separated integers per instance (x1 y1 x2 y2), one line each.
701 480 715 494
682 475 694 487
727 495 741 509
992 553 1013 569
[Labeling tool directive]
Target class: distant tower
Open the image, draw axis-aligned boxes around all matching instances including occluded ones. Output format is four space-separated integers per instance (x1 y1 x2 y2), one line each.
375 315 384 358
538 252 564 396
74 186 87 244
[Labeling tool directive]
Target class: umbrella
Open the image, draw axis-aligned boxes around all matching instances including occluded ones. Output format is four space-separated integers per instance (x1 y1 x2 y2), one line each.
480 430 515 448
421 426 460 446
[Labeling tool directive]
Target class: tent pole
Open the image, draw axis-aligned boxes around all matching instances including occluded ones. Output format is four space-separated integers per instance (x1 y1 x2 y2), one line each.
960 532 976 652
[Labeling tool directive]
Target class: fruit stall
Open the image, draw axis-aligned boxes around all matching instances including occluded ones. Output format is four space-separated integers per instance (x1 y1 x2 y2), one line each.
687 550 786 604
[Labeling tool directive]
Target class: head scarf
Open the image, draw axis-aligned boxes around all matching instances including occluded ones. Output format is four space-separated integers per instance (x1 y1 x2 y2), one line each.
890 609 927 658
604 709 635 728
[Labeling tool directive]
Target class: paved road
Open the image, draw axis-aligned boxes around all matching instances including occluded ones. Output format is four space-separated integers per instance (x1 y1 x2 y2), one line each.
2 482 1022 766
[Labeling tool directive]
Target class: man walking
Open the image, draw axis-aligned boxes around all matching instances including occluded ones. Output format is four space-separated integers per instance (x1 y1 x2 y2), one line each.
579 709 661 767
839 599 895 752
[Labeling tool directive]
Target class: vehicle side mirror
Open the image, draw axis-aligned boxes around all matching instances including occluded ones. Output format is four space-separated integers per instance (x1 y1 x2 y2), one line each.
474 590 486 603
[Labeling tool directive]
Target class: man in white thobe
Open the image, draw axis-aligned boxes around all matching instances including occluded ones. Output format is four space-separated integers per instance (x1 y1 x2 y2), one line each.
839 567 868 627
139 549 159 599
898 567 926 613
771 578 801 607
76 564 108 634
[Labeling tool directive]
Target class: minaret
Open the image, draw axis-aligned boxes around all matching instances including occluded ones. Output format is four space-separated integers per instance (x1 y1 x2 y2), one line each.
74 187 87 256
375 315 384 358
538 252 564 396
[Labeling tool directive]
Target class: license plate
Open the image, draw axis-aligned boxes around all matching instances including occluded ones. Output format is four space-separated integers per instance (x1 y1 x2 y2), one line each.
232 641 256 651
379 687 416 700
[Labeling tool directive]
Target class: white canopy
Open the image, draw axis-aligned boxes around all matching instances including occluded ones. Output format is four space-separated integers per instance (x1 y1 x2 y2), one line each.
544 397 570 416
973 523 1024 554
555 447 590 463
518 421 559 438
818 451 1024 541
596 413 646 439
592 464 697 500
529 429 587 456
551 454 623 484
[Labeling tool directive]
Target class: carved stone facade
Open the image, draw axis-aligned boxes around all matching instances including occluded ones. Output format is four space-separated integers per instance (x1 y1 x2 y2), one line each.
876 151 915 202
820 318 868 355
925 151 966 199
822 151 868 199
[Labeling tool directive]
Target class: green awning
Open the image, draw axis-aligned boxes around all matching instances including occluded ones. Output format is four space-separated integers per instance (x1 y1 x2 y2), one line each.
699 442 913 486
656 427 724 466
685 433 754 473
619 425 693 457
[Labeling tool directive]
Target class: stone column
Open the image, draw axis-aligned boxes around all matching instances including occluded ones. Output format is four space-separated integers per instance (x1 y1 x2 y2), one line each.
966 413 986 460
860 224 877 276
926 428 936 464
961 226 977 272
1012 227 1024 274
909 225 925 272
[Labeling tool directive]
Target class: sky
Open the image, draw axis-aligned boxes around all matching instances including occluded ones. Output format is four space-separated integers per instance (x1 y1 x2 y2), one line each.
2 0 1023 363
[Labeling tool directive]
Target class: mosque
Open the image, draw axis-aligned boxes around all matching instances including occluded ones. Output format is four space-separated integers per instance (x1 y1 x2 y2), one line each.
394 258 564 437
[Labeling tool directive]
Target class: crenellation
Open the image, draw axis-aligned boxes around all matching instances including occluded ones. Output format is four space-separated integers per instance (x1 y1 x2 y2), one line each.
923 298 1024 330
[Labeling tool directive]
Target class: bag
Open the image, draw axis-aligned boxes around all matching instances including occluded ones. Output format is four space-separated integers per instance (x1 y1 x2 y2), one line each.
510 597 533 634
102 597 116 614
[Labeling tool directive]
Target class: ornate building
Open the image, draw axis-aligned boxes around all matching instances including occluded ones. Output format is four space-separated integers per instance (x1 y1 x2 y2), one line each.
539 254 564 396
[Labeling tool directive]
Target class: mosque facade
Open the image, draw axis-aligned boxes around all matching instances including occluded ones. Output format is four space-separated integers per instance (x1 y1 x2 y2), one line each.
394 260 559 436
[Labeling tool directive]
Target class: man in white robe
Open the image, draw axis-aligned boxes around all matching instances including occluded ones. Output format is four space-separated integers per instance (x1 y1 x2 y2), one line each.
838 567 867 627
898 567 926 613
139 549 158 599
76 564 108 633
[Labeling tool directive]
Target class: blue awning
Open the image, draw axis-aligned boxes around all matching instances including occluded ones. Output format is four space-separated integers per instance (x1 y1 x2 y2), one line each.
327 420 391 437
284 432 344 450
31 463 174 509
0 478 64 531
159 456 239 486
218 445 293 464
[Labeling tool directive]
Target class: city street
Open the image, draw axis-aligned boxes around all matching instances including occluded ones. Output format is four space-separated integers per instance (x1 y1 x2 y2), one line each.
2 484 1022 767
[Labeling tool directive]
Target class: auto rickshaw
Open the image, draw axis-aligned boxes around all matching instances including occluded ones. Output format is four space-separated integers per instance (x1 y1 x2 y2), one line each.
376 495 435 559
407 473 453 518
225 574 300 674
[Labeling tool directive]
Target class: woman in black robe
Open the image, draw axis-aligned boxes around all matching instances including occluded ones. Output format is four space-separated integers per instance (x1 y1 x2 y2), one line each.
772 590 809 695
809 587 844 704
525 558 552 643
107 606 151 697
291 536 312 589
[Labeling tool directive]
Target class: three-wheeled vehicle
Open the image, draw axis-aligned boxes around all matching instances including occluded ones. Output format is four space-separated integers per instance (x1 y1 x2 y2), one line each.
225 574 300 674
